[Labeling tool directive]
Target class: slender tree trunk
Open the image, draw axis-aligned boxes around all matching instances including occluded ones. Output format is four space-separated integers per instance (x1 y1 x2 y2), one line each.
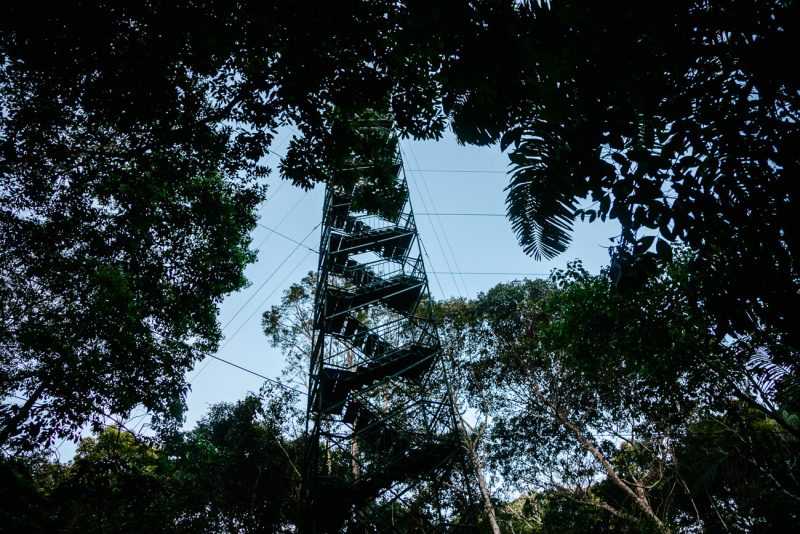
348 349 368 530
0 382 45 448
326 437 333 475
468 438 502 534
347 349 361 481
450 390 501 534
548 401 668 531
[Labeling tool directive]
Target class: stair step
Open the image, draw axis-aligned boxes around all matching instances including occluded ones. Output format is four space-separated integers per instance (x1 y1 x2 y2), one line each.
344 401 410 455
329 226 414 264
324 274 424 318
316 439 458 514
356 343 438 385
313 344 439 415
318 368 355 415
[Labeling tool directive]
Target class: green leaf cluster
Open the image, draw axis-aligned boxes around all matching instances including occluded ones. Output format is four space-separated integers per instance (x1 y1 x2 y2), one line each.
0 390 302 533
439 255 799 531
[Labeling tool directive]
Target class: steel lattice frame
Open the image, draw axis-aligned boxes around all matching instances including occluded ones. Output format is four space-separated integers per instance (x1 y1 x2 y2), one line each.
300 146 476 532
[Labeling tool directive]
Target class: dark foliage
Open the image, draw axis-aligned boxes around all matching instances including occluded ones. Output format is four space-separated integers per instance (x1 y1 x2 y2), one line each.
0 391 301 533
438 257 799 531
3 0 795 451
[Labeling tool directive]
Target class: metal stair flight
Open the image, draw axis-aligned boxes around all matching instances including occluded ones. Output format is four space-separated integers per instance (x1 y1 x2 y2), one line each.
300 139 473 533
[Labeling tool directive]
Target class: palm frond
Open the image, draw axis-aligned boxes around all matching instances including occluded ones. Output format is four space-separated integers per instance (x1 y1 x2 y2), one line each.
505 121 583 260
748 350 789 394
748 348 800 416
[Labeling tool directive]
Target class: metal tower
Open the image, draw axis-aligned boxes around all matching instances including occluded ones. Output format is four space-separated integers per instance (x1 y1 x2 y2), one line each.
301 134 473 532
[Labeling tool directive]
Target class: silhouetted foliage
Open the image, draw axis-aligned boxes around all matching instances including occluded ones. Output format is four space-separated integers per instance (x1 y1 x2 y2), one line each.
438 257 799 531
3 0 796 451
488 2 799 355
1 3 797 530
0 390 302 533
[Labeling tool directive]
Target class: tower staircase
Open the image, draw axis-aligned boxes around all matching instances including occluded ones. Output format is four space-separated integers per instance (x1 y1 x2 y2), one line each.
301 142 474 532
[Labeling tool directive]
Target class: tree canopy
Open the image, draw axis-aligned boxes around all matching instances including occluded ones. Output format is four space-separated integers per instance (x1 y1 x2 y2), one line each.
493 1 799 356
1 4 797 531
0 0 507 450
437 258 799 531
9 257 795 531
0 389 302 533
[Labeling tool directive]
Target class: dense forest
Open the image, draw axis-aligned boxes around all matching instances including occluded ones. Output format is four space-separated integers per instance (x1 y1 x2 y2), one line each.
1 1 797 532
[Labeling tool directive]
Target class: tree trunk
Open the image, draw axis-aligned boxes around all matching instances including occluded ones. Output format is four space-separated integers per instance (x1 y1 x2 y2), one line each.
0 382 45 448
468 439 502 534
549 402 667 531
450 390 501 534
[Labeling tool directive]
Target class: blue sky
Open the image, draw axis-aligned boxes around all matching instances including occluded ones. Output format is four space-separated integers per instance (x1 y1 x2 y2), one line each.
52 129 620 459
180 130 620 429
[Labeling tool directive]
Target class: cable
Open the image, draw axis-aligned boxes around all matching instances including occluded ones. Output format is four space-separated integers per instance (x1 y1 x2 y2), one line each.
415 212 505 217
251 192 307 253
402 143 470 297
261 179 286 208
429 271 549 276
207 354 306 396
257 223 319 253
418 235 448 301
405 143 471 297
403 148 464 297
400 167 448 300
191 232 319 384
189 247 312 394
404 169 507 174
256 127 294 214
221 222 320 332
219 247 315 351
